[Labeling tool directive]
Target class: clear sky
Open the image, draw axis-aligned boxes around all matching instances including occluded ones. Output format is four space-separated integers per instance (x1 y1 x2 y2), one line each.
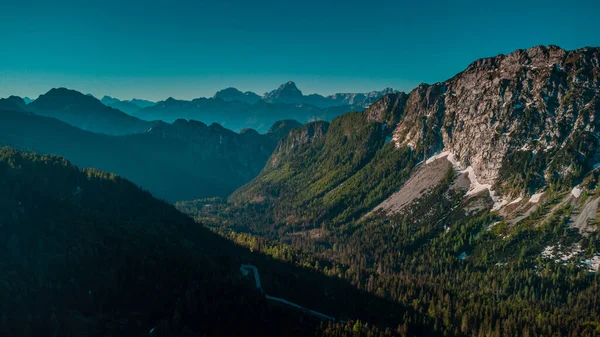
1 0 598 101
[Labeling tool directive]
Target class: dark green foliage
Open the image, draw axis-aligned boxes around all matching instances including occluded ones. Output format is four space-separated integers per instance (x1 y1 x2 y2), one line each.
0 148 431 337
183 160 600 337
497 150 548 194
227 110 418 235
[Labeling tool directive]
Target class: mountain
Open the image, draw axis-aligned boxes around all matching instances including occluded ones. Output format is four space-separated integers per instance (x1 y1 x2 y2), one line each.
318 87 399 107
0 148 422 337
27 88 155 135
265 119 304 141
223 45 600 230
101 95 142 114
101 95 157 114
22 96 33 104
130 98 156 108
262 81 399 108
262 81 305 104
132 83 395 133
99 95 119 105
0 108 297 201
0 96 27 112
214 87 262 104
135 96 355 133
179 46 600 337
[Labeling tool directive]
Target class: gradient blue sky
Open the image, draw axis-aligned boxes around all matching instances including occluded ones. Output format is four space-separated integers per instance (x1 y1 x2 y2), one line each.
1 0 598 101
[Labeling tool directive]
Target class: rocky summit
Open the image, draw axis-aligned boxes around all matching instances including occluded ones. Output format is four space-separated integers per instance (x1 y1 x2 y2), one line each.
388 45 600 196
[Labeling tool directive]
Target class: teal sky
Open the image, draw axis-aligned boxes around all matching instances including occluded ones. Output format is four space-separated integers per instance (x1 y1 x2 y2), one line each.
1 0 598 101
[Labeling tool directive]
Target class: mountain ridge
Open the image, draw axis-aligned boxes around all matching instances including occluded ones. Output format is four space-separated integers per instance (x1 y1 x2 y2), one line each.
100 95 156 114
200 45 600 233
0 148 417 337
0 107 299 201
177 45 600 337
27 88 156 135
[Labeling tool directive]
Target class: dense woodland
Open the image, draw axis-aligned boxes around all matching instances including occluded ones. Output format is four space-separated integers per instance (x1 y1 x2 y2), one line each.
179 109 600 337
0 147 448 337
184 170 600 337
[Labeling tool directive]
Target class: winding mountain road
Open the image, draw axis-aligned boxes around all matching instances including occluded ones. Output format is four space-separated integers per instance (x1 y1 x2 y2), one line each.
239 264 337 322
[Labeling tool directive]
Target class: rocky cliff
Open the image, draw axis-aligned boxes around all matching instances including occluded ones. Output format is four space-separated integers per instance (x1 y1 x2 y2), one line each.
390 45 600 196
223 45 600 232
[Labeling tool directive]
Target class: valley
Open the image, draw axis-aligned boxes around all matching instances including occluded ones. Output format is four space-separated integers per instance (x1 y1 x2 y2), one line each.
2 44 600 337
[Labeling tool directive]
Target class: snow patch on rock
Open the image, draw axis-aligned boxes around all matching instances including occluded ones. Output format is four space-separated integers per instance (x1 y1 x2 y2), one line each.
508 197 523 206
541 245 556 259
462 166 505 210
540 243 600 272
424 151 462 169
541 243 583 262
529 192 544 203
487 221 500 231
423 151 505 211
582 256 600 273
464 167 491 196
571 186 582 199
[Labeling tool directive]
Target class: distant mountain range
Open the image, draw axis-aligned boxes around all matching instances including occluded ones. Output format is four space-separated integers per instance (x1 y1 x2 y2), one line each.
27 88 155 135
214 87 262 104
132 82 395 132
7 83 394 133
0 82 395 199
261 81 397 108
134 97 353 133
0 106 297 201
101 95 156 114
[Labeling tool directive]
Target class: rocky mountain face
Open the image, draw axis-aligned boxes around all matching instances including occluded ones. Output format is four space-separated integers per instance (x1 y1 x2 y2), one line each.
262 81 398 108
178 48 600 337
212 46 600 236
314 87 399 108
391 45 600 197
262 81 305 104
28 88 155 135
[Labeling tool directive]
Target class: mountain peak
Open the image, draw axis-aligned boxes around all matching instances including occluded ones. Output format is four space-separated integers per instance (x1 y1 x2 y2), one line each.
283 80 297 88
7 96 27 109
277 81 301 93
213 87 261 104
263 81 304 104
38 88 103 107
0 96 27 112
27 87 150 135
